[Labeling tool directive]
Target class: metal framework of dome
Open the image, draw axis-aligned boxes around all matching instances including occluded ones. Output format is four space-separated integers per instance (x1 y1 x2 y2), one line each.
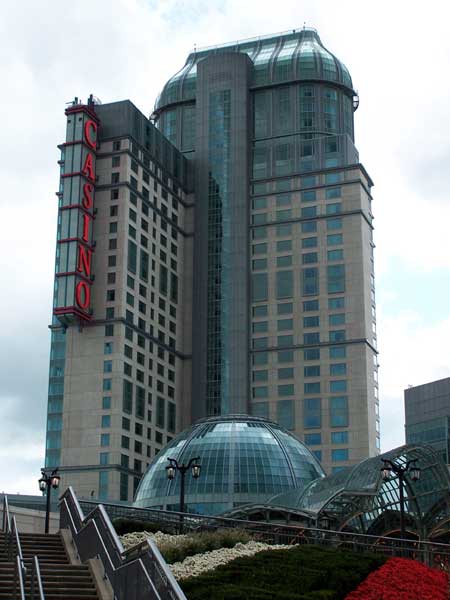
134 414 324 515
224 444 450 541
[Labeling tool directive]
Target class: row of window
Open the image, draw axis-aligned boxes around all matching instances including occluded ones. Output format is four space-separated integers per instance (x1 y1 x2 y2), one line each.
252 313 346 332
253 346 346 364
253 363 347 381
253 379 348 398
252 395 349 429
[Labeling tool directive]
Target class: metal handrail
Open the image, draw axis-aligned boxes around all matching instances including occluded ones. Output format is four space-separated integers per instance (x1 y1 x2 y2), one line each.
30 555 46 600
60 486 186 600
2 494 11 532
13 555 26 600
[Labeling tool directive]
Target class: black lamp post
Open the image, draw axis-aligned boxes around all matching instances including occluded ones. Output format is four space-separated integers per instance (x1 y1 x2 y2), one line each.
39 469 60 534
380 458 420 541
166 457 201 533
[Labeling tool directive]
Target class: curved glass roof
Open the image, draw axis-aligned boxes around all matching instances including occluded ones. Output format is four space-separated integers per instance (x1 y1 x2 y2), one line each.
134 414 324 515
155 28 354 111
224 444 450 540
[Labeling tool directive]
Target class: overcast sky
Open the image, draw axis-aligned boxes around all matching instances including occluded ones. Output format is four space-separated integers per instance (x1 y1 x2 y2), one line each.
1 0 449 494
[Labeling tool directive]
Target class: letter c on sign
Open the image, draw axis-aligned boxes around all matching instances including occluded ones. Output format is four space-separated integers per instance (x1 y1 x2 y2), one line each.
84 120 97 150
75 280 91 310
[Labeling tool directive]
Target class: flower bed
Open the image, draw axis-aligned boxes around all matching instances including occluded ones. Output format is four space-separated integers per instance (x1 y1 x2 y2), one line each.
345 557 449 600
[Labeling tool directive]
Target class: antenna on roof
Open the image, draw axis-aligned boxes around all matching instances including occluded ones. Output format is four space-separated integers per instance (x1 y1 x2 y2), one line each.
194 43 197 53
303 22 306 29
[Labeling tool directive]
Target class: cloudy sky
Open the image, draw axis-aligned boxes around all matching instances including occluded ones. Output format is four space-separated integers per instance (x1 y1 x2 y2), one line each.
1 0 449 494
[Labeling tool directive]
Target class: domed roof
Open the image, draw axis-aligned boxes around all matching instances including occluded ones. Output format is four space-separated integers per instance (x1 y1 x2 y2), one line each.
155 28 354 111
134 414 324 515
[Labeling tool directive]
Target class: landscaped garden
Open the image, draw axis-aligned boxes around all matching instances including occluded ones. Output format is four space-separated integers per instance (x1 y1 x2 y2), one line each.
119 526 449 599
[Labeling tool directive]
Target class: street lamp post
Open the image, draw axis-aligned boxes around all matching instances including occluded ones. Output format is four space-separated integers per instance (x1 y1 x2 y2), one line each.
38 469 60 534
166 457 201 533
380 459 421 541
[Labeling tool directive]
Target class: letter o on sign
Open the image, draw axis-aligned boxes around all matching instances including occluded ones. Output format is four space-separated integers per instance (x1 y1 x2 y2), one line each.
75 280 91 310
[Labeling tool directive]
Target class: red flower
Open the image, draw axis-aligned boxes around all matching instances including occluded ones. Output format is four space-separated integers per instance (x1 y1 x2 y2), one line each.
345 557 448 600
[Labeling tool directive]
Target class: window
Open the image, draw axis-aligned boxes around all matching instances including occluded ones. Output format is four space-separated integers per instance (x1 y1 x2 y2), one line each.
253 305 268 317
102 397 111 410
278 350 293 363
108 256 116 267
304 398 321 428
277 303 293 315
276 270 293 299
122 417 130 431
332 449 349 462
325 173 341 184
327 234 343 246
330 346 346 359
253 387 268 398
104 342 113 355
331 431 348 444
304 348 320 360
253 258 268 270
276 224 292 236
278 384 294 396
253 197 267 210
278 367 294 379
253 213 267 225
109 222 118 234
329 297 345 310
330 380 347 393
100 452 109 465
103 360 112 373
304 332 320 345
327 218 342 230
302 268 318 296
301 206 317 218
253 352 268 365
329 330 346 342
304 382 320 394
253 243 267 255
277 255 292 267
305 433 321 445
105 324 114 337
327 265 345 293
123 380 133 414
252 402 269 419
303 316 319 328
330 396 348 427
277 399 294 429
278 318 293 331
110 205 118 217
100 434 110 447
156 397 165 429
253 337 268 349
277 335 293 347
304 365 320 377
106 290 115 302
328 249 343 261
303 299 319 312
103 379 112 391
253 370 268 382
330 363 347 376
301 221 317 233
253 321 268 333
329 313 345 326
277 240 292 252
253 227 267 240
301 190 316 202
326 203 342 215
252 273 268 301
101 415 111 428
302 237 317 249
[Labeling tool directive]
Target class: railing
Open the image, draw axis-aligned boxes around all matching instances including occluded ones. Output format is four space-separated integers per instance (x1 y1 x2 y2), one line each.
60 487 186 600
30 556 45 600
79 498 450 570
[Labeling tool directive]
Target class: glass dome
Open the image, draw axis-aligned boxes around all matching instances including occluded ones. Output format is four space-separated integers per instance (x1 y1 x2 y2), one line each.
155 28 354 112
134 414 325 515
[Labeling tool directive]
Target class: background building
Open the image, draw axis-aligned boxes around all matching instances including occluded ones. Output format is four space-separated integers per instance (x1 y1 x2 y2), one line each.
405 377 450 464
46 28 379 501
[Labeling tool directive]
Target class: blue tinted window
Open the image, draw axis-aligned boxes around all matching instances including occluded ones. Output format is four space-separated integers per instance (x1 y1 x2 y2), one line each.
278 318 293 331
102 396 111 409
302 268 318 295
103 379 112 391
329 297 345 309
305 433 321 445
278 335 293 347
330 346 346 358
330 363 347 376
252 273 268 301
305 382 320 394
277 399 294 429
327 218 342 230
302 252 318 264
101 415 111 428
253 370 268 382
301 221 317 233
304 398 321 428
301 190 316 202
304 332 320 345
327 264 345 293
329 313 345 326
253 337 268 349
330 396 348 427
278 350 294 362
252 402 269 418
304 348 320 360
276 270 293 298
332 448 348 462
101 434 110 447
301 206 317 218
303 299 319 311
253 386 268 398
327 234 343 246
302 237 317 248
278 367 294 379
304 365 320 377
331 431 348 444
330 380 347 393
325 173 341 184
278 384 294 396
326 203 341 214
329 330 346 342
313 450 322 461
304 316 319 328
253 352 268 365
301 175 316 187
277 240 292 252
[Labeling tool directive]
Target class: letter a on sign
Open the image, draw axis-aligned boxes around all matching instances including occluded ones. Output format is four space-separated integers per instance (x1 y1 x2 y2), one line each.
82 153 95 180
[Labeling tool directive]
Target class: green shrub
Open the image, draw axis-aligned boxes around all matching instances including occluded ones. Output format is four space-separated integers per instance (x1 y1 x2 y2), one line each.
181 544 386 600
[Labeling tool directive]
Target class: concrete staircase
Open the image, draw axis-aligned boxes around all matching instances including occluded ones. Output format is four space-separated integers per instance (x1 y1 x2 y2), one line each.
0 530 99 599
